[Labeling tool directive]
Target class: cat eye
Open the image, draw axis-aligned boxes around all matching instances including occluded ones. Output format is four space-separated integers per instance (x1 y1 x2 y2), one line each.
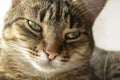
65 32 80 39
28 20 42 32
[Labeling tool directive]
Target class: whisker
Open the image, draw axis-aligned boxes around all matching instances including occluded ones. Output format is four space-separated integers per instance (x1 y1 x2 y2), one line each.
80 7 104 16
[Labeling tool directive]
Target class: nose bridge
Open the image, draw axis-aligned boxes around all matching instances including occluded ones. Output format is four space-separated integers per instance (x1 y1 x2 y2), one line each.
44 29 62 53
43 24 64 60
44 33 62 60
45 34 61 53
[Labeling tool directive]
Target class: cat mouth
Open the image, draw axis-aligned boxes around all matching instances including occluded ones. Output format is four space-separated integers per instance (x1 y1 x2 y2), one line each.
28 51 69 66
28 50 70 62
24 50 80 73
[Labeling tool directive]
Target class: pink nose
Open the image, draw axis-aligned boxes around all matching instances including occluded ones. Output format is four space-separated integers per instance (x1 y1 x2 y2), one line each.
46 51 58 60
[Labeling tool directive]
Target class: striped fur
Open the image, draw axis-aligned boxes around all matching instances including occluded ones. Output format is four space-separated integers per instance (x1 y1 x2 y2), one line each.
91 47 120 80
0 0 105 80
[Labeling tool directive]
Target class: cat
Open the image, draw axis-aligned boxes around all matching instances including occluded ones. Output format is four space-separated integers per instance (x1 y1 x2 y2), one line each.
0 0 106 80
91 47 120 80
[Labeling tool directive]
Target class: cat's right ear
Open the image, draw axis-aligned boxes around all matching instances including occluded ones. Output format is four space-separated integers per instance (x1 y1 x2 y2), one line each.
11 0 21 7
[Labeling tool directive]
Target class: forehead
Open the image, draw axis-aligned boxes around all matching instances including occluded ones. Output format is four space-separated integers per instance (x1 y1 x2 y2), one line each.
23 0 83 26
24 0 68 20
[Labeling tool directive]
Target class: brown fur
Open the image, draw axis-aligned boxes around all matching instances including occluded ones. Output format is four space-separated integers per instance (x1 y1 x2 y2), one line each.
0 0 106 80
91 47 120 80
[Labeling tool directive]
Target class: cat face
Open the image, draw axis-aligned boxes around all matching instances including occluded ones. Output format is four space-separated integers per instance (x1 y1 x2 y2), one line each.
2 0 94 73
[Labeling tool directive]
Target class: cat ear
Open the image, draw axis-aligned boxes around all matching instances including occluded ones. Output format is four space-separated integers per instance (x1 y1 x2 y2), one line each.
11 0 21 7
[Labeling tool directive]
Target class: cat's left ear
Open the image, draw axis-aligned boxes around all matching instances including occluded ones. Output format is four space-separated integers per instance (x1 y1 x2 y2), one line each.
11 0 21 7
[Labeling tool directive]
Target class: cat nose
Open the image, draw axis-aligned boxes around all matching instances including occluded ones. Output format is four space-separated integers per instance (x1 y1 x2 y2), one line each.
46 51 58 60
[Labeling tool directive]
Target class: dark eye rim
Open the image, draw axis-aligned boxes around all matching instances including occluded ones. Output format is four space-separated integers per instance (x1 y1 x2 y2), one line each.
65 32 81 40
27 20 42 32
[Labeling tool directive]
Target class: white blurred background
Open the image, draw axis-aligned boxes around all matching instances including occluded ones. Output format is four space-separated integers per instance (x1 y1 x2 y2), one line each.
93 0 120 51
0 0 11 37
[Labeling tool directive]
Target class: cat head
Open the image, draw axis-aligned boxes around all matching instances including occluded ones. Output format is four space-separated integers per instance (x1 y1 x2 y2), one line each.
2 0 94 73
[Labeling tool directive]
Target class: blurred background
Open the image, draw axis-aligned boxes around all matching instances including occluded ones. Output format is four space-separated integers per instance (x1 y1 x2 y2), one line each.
0 0 11 37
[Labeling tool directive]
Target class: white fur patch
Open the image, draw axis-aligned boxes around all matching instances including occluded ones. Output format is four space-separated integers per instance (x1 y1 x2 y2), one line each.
21 51 42 72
